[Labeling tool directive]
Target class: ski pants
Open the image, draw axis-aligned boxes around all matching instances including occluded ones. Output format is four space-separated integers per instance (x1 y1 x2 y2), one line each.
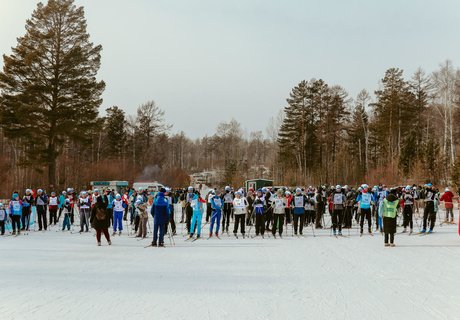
445 207 454 220
0 220 4 235
62 214 71 230
306 210 315 225
138 217 148 238
11 215 21 232
49 207 58 225
255 213 265 235
293 213 305 234
96 228 110 243
272 214 285 236
113 211 123 232
37 205 47 230
384 233 395 244
206 203 212 222
332 209 343 232
265 206 273 230
423 203 436 231
190 211 202 236
21 207 31 230
285 207 292 224
79 208 91 232
210 209 221 234
233 214 245 235
360 208 372 232
403 205 413 229
343 206 353 228
222 203 232 231
315 204 324 228
153 219 166 244
185 205 193 233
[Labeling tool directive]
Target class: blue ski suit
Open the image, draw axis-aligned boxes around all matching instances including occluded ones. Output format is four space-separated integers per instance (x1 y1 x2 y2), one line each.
151 192 169 245
210 195 223 234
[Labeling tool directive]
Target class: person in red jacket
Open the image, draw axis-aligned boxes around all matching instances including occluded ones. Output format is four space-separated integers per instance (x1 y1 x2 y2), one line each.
439 188 455 224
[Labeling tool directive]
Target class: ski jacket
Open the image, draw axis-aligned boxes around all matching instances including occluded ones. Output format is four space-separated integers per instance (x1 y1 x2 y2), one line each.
440 191 455 209
233 197 249 215
356 192 372 209
9 200 23 215
210 196 223 211
151 192 170 223
22 195 34 208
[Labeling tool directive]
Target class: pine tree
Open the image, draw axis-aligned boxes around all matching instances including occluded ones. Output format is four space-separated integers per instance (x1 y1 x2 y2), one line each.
0 0 105 188
105 106 126 159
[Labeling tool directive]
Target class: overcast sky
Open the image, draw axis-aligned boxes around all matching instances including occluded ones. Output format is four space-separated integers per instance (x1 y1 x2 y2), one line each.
1 0 459 138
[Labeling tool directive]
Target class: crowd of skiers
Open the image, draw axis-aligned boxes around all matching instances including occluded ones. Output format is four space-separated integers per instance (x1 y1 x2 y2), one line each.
0 182 458 247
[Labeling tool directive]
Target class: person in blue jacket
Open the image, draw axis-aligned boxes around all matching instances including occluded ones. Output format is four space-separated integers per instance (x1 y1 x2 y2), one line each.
291 188 308 236
21 189 34 231
9 193 23 235
356 184 373 235
150 188 170 247
209 190 223 238
188 191 204 239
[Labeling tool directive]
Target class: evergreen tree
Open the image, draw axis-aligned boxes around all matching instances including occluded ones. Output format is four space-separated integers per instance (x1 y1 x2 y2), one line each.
0 0 105 188
105 106 126 158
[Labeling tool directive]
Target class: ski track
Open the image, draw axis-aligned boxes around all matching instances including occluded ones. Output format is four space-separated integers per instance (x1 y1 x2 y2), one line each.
1 213 459 320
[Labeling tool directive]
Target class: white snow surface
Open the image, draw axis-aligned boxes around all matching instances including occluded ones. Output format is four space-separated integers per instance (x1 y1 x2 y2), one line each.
1 210 459 320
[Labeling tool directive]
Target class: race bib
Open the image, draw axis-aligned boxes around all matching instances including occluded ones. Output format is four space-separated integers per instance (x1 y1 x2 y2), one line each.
333 194 343 205
294 196 303 207
361 193 371 205
0 210 5 220
213 198 222 207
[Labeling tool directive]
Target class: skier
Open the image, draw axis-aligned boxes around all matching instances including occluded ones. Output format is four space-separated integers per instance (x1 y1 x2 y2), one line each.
61 199 72 231
206 190 214 222
222 186 234 233
67 188 76 225
136 197 149 239
343 186 355 228
304 187 315 226
0 203 7 235
78 191 91 233
9 193 22 235
439 187 455 224
48 191 59 226
232 191 249 238
90 196 111 246
165 188 176 235
356 184 373 235
189 191 205 239
185 186 195 235
271 189 287 238
421 183 437 234
402 186 414 234
331 185 346 236
264 188 274 231
253 189 265 237
291 188 307 235
284 190 293 225
151 188 170 246
58 191 66 221
21 189 34 231
315 187 325 229
382 188 400 247
36 189 48 231
112 194 126 236
105 189 114 227
209 189 223 238
376 185 388 232
246 188 255 226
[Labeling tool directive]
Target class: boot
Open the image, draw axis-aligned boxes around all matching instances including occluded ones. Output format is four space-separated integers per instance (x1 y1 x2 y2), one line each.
97 242 101 246
402 227 407 233
390 243 396 247
108 240 112 245
384 243 390 247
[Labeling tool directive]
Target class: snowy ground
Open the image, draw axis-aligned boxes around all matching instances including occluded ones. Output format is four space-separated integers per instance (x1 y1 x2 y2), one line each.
1 209 459 320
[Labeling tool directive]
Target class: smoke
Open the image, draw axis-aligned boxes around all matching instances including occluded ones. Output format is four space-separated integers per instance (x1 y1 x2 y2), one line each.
136 165 161 181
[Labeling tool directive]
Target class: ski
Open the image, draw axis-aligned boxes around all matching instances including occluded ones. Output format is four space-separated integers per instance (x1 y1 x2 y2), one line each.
191 237 200 242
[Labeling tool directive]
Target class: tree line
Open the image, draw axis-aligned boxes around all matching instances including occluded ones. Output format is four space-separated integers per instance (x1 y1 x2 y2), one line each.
1 0 459 198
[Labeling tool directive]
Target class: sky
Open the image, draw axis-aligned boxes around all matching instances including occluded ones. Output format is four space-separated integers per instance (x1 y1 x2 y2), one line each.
0 0 459 138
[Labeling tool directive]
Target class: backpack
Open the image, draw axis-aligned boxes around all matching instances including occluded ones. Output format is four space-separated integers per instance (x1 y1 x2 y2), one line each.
96 207 106 221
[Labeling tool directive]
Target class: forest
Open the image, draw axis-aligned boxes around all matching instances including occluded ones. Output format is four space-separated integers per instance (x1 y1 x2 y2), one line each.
1 0 459 197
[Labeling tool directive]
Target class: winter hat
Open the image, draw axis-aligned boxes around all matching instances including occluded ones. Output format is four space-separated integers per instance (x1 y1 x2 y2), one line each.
12 193 19 199
295 188 302 194
116 194 121 199
160 187 166 193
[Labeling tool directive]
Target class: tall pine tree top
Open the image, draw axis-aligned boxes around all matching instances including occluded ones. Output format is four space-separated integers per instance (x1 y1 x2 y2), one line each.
0 0 105 188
